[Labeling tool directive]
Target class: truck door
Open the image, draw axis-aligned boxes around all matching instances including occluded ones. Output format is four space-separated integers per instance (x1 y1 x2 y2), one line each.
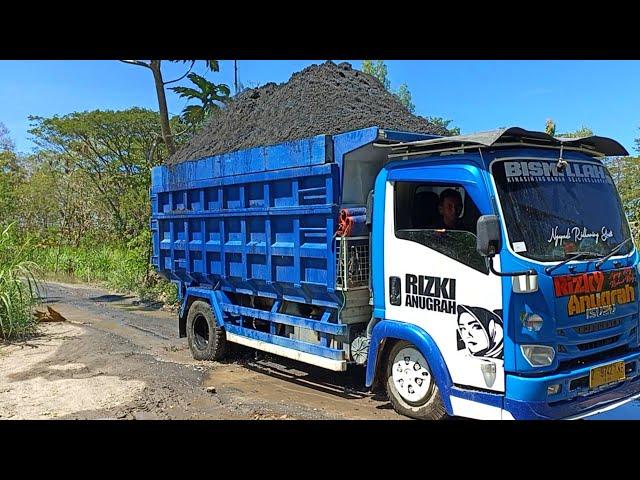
384 174 505 393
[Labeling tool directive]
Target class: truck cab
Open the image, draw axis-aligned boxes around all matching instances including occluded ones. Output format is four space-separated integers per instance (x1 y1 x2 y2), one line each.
150 126 640 420
368 128 640 419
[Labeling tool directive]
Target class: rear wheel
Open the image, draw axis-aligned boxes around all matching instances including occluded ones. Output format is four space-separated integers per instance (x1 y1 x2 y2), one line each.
385 341 446 420
186 301 227 361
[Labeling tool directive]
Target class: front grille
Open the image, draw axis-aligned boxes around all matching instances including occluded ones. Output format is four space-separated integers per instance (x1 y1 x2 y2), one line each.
573 318 622 335
577 335 620 351
570 376 589 391
558 345 630 371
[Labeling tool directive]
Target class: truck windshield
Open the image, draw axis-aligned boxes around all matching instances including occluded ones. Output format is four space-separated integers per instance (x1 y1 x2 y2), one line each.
491 158 633 262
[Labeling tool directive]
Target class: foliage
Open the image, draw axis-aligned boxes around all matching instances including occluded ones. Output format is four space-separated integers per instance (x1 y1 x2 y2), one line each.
395 83 415 114
362 60 391 90
0 224 40 340
0 121 14 151
0 150 22 224
608 156 640 241
362 60 460 135
27 108 179 241
120 60 229 150
545 119 556 136
426 117 461 136
0 109 180 308
27 241 178 305
558 125 593 138
170 72 230 128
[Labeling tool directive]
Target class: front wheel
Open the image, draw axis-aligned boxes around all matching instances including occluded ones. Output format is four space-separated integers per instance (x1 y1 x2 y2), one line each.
385 341 446 420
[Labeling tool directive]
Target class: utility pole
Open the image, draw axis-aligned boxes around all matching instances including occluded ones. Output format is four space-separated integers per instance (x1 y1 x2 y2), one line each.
234 60 239 95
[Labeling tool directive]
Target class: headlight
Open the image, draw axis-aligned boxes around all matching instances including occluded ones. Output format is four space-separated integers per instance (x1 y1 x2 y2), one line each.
521 312 543 332
521 345 555 367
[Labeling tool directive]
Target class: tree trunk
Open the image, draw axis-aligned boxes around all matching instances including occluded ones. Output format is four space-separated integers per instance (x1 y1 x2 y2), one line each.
150 60 176 156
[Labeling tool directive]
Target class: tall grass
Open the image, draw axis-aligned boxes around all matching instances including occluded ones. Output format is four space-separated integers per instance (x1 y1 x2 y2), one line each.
0 224 40 340
30 242 178 305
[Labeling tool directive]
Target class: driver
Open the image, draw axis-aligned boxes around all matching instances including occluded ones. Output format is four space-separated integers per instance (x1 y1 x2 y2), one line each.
436 188 464 230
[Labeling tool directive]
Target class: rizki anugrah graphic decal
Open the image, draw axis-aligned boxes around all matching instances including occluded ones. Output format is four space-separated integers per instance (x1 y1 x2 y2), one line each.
404 273 456 314
456 305 504 360
553 267 636 318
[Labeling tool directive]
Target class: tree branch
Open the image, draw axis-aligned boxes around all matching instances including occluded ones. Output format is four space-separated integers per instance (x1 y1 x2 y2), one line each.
163 60 196 85
120 60 152 69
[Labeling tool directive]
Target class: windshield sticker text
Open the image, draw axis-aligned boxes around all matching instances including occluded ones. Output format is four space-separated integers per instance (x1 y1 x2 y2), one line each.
504 161 612 184
547 226 614 247
553 268 636 317
404 274 457 314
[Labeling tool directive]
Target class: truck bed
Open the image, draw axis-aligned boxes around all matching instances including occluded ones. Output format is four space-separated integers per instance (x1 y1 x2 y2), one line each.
150 127 437 307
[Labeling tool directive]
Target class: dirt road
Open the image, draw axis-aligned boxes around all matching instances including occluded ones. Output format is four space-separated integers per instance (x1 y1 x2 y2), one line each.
0 281 404 420
3 281 640 420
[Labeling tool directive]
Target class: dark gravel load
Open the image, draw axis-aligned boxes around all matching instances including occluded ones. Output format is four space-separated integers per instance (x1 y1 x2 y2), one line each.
168 61 449 165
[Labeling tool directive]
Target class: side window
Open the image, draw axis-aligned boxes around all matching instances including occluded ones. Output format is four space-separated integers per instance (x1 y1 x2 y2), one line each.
394 182 488 274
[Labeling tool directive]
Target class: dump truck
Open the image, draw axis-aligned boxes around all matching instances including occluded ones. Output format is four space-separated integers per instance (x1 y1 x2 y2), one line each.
150 126 640 419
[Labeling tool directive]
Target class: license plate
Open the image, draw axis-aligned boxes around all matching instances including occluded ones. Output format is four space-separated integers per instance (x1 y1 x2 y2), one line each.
589 361 625 389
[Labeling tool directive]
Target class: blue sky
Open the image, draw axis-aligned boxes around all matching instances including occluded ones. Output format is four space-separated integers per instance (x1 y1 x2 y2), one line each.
1 60 639 154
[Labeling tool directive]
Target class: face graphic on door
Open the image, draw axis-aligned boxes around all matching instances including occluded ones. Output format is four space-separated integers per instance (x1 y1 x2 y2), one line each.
456 305 504 359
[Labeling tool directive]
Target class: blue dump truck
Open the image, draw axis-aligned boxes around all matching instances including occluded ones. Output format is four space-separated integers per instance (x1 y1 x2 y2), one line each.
150 126 640 420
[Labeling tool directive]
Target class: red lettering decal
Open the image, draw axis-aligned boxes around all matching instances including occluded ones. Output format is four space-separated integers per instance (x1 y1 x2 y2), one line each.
554 276 569 297
593 271 605 292
610 271 622 289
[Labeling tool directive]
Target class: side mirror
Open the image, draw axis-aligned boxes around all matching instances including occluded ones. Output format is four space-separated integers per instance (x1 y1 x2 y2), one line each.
477 215 501 257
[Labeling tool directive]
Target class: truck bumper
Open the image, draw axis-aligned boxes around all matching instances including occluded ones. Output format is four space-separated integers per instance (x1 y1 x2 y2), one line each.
503 350 640 419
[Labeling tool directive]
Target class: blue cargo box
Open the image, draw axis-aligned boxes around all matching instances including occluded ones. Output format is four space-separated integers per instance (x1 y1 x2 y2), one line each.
150 126 438 308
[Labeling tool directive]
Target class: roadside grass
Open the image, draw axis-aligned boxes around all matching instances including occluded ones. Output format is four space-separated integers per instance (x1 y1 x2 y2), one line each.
29 243 178 306
0 224 40 340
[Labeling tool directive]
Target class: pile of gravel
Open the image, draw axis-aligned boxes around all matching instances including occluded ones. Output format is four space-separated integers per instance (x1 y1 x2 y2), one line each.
168 61 449 165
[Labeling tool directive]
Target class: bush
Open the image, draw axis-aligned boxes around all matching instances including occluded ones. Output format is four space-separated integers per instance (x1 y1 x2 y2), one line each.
29 238 178 307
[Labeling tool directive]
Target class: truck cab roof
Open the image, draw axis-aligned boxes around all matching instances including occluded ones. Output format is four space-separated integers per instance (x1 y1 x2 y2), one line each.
384 126 628 159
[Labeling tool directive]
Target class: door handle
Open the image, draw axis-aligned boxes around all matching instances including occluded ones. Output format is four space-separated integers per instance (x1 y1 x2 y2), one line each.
389 276 401 306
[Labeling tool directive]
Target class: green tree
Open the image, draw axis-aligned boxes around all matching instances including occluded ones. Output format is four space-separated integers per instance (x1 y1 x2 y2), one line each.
362 60 390 90
395 83 415 114
120 60 228 154
558 125 594 138
0 121 14 151
28 108 180 240
0 152 19 224
361 60 460 135
362 60 414 113
426 117 461 136
15 155 61 234
608 127 640 243
0 125 24 226
545 118 556 136
170 72 231 129
609 155 640 240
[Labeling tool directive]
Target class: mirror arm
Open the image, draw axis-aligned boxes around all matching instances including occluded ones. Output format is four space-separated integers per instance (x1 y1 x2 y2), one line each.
488 257 536 277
